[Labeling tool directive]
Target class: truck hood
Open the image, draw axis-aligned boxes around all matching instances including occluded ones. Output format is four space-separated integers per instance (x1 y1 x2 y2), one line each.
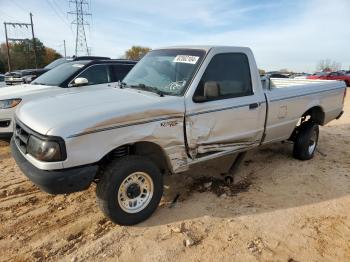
16 88 185 137
0 84 61 100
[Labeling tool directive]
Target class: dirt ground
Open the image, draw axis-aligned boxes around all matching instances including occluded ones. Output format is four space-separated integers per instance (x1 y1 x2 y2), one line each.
1 90 350 262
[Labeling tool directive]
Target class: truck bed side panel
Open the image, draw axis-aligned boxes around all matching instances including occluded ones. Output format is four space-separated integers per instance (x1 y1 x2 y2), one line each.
263 79 345 144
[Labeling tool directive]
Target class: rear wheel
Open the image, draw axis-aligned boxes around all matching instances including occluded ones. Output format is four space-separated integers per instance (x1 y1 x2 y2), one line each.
293 122 319 160
96 155 163 225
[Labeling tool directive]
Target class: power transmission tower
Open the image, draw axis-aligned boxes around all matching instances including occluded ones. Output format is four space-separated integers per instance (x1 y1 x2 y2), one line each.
3 13 38 71
68 0 91 56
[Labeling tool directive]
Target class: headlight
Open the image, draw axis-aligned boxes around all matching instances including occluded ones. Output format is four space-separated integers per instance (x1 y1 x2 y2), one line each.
0 99 22 109
27 135 63 162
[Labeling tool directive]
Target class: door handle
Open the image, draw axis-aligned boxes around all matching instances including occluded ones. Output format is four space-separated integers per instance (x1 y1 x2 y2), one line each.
249 103 259 110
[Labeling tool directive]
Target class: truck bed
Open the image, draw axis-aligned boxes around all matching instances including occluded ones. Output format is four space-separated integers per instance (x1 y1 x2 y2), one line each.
263 78 346 144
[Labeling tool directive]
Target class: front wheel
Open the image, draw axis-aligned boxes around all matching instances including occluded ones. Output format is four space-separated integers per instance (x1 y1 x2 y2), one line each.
96 155 163 225
293 122 319 160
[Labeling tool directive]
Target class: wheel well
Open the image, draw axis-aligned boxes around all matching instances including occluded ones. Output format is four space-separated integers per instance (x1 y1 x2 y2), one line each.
289 106 324 142
100 142 170 174
301 106 325 126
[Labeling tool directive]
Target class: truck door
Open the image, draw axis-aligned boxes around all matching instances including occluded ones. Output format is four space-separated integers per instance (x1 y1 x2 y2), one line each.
184 51 266 158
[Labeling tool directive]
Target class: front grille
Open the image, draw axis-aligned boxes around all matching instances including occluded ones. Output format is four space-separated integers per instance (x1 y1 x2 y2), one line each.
5 77 23 81
14 121 31 154
5 77 24 84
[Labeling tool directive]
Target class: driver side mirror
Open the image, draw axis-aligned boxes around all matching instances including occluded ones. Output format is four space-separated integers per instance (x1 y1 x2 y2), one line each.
193 81 220 102
72 77 88 87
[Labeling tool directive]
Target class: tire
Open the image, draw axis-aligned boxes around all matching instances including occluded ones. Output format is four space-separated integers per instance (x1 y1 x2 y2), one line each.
293 122 319 160
96 155 163 225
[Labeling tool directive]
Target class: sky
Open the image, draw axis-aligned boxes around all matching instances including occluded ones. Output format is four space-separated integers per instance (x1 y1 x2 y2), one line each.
0 0 349 72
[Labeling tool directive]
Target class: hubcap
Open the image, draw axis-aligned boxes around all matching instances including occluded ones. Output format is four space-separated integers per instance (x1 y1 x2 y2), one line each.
308 129 317 155
126 183 141 199
118 172 154 214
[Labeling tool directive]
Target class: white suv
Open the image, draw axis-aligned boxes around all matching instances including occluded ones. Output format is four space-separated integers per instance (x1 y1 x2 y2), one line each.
0 59 136 138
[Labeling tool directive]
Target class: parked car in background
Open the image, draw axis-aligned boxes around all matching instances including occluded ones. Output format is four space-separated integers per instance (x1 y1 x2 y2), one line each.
308 71 350 86
265 71 290 78
307 72 328 79
4 56 110 85
0 58 136 138
326 72 350 87
293 73 311 79
10 46 346 225
268 73 289 78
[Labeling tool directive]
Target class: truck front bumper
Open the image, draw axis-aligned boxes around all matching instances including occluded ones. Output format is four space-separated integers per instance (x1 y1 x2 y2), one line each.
11 138 98 194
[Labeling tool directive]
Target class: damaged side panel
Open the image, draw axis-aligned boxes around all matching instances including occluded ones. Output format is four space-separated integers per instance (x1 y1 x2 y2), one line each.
185 105 265 158
63 104 190 173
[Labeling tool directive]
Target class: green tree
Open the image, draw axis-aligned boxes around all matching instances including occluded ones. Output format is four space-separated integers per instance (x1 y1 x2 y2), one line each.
11 38 46 69
44 47 62 65
0 38 62 72
0 43 9 73
124 46 151 60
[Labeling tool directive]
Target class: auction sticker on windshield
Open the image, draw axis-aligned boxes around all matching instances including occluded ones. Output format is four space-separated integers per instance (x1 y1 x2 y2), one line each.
173 55 199 64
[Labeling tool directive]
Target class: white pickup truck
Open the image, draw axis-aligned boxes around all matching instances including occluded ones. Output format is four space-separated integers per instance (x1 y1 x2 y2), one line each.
11 46 346 225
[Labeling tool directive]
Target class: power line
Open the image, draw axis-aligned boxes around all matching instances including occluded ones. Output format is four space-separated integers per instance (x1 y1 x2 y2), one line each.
10 0 28 14
52 0 70 20
0 10 21 22
45 0 73 33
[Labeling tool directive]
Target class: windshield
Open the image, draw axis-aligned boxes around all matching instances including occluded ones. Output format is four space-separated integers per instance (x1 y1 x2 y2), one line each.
32 61 90 86
123 49 205 96
44 58 71 70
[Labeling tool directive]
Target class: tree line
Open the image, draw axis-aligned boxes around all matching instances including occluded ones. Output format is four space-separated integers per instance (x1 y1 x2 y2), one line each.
0 42 151 74
1 41 347 74
0 38 62 73
4 42 344 74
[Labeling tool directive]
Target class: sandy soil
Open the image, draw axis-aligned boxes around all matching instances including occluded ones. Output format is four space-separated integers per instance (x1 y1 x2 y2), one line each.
1 89 350 262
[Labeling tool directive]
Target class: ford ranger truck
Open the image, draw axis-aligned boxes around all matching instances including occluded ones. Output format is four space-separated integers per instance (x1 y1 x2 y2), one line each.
11 46 346 225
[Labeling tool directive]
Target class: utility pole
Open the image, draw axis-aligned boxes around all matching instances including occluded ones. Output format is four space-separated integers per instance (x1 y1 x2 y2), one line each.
68 0 91 56
30 13 38 68
3 13 38 72
4 23 11 72
63 40 67 57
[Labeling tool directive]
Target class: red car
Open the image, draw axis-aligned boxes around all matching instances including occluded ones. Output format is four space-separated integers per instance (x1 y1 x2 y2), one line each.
308 72 350 86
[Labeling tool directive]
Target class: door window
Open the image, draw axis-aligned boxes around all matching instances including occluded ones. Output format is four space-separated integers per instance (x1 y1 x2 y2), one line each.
194 53 253 101
76 64 110 85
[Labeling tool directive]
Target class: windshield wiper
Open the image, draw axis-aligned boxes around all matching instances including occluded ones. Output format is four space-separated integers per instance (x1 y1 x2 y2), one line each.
130 84 165 97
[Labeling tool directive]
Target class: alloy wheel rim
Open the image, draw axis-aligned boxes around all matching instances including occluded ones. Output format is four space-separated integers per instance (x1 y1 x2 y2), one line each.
117 172 154 213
